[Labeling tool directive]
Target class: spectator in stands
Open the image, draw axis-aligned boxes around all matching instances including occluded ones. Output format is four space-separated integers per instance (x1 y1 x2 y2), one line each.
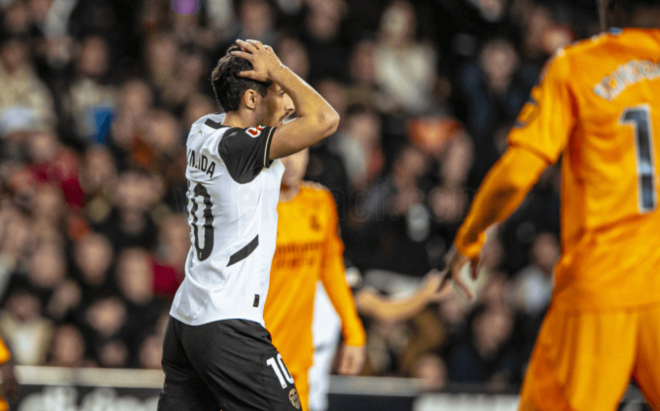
444 306 517 391
30 184 67 243
236 0 277 46
138 333 164 370
428 136 473 252
0 36 56 129
26 242 79 322
160 47 207 113
25 131 84 208
115 248 167 364
81 295 128 368
62 35 116 144
511 232 558 317
145 32 179 98
0 205 34 299
276 35 310 81
2 1 31 37
182 93 215 129
72 232 115 305
335 106 383 191
412 353 447 391
346 39 381 111
79 146 118 224
94 170 159 252
109 80 154 169
358 144 430 277
0 282 53 365
48 323 89 368
302 0 348 81
154 214 188 298
457 37 537 184
375 1 436 114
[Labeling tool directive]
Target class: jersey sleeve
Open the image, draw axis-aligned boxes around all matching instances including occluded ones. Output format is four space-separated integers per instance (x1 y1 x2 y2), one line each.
218 126 276 184
0 338 10 365
318 190 366 347
508 51 576 164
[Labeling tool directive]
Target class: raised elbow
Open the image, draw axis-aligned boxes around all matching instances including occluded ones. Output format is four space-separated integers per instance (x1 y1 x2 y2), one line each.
320 108 340 136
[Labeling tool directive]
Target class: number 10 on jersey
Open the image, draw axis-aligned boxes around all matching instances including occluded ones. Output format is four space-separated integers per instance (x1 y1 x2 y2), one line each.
187 182 215 261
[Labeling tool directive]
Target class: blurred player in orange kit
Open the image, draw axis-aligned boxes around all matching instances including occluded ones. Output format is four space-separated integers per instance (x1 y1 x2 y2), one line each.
0 336 19 410
264 148 366 411
446 0 660 409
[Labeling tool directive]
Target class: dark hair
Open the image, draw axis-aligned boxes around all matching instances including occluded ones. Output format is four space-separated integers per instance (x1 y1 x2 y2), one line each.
211 45 272 112
608 0 656 11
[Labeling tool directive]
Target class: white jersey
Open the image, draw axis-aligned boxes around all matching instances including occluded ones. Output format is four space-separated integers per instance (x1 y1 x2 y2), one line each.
170 113 285 327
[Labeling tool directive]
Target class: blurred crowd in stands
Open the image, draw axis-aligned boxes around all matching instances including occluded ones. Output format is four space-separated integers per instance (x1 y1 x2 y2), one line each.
0 0 603 393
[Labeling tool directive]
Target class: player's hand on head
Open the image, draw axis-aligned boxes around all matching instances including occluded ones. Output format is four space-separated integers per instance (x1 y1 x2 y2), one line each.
337 344 365 376
442 248 479 301
232 39 283 83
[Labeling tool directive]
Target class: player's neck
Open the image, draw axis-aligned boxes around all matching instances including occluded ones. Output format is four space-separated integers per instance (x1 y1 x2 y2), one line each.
279 184 300 202
222 110 258 129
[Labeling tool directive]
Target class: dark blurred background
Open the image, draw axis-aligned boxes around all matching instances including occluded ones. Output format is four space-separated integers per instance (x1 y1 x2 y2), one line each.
0 0 603 394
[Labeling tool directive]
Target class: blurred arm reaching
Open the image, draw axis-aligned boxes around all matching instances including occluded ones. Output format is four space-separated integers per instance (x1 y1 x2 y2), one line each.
448 51 576 299
318 190 366 375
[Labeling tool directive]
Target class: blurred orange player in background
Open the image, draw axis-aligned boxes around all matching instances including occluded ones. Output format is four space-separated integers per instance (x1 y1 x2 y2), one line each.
447 0 660 410
264 149 366 411
0 336 19 410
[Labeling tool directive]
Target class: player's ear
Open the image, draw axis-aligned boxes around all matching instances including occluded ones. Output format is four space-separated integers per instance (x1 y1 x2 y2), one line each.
243 89 260 110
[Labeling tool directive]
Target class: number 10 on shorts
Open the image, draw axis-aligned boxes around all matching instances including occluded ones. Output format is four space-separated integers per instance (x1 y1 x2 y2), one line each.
267 354 294 389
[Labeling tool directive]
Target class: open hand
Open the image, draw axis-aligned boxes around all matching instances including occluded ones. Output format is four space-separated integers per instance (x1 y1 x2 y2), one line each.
441 249 480 301
231 39 283 82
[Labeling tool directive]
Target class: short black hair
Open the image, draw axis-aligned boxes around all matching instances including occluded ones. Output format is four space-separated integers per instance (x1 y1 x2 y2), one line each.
211 45 272 112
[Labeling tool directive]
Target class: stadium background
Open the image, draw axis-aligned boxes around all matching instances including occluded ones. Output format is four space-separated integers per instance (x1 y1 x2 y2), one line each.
0 0 651 409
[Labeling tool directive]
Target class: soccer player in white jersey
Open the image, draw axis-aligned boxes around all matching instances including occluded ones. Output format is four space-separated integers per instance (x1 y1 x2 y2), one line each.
157 40 339 411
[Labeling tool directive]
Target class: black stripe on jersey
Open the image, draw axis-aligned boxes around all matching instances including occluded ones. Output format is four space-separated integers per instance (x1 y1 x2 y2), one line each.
205 118 224 129
227 235 259 266
218 126 276 184
263 126 275 168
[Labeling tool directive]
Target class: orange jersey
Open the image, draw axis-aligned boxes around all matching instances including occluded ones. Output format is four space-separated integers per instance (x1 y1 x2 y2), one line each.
458 28 660 310
510 28 660 310
0 338 10 411
264 183 365 376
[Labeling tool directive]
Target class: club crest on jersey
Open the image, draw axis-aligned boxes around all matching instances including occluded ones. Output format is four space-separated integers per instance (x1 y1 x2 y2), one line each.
514 96 539 129
310 216 321 231
187 149 216 178
288 388 301 409
246 126 264 138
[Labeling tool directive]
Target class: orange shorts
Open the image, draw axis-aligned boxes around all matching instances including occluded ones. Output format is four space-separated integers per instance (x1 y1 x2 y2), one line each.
291 369 310 411
519 303 660 411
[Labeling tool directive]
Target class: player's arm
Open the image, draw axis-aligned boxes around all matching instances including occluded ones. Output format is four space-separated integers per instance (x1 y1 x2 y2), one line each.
448 50 576 299
232 40 339 159
356 271 452 323
317 191 366 375
0 337 18 402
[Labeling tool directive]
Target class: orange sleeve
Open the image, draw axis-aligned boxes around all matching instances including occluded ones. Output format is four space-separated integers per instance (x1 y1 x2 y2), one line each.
455 142 551 257
454 51 576 258
0 338 10 365
508 50 576 163
319 191 366 347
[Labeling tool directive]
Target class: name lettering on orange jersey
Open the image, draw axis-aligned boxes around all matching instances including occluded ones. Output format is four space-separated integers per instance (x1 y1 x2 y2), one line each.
594 59 660 101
